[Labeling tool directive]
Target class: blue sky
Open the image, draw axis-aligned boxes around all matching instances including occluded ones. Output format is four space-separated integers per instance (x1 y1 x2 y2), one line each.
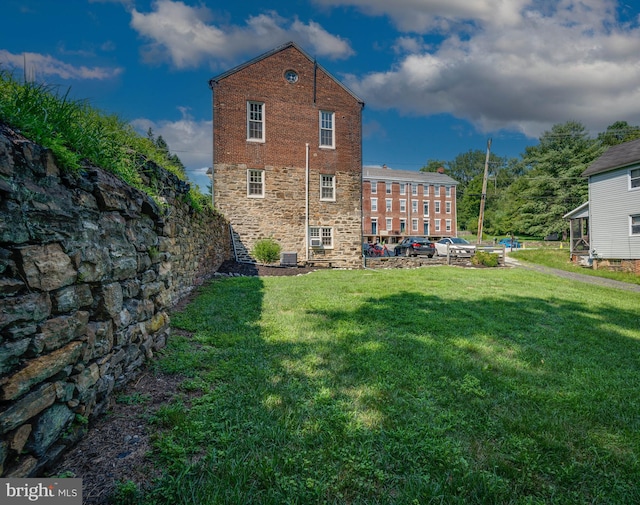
2 0 640 192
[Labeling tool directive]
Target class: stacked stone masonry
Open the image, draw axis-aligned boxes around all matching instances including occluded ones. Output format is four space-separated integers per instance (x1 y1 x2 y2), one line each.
0 124 231 477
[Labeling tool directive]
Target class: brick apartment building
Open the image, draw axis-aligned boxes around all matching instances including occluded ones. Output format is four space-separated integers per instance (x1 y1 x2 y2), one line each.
363 165 459 244
208 42 365 267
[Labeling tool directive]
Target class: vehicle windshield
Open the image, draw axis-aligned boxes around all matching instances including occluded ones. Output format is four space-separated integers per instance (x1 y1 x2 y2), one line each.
450 237 469 244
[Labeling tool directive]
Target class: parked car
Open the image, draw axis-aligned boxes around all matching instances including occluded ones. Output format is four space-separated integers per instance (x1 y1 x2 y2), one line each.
498 237 521 249
435 237 476 257
394 237 436 257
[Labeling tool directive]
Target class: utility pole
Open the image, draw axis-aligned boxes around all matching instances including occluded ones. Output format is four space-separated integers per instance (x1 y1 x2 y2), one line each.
476 138 492 245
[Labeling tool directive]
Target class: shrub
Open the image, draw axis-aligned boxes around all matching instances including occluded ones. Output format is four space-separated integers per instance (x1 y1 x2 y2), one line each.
472 250 500 267
252 238 282 264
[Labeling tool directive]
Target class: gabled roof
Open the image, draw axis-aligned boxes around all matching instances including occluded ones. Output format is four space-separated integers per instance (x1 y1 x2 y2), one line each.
563 201 589 219
208 41 364 106
582 137 640 177
363 166 458 185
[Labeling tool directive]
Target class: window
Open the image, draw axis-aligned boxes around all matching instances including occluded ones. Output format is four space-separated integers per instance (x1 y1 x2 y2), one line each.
631 215 640 235
412 185 418 196
445 186 451 197
631 168 640 189
400 219 406 233
371 198 378 212
446 201 451 214
400 183 406 195
370 181 377 194
247 169 264 197
424 185 430 196
247 102 264 141
386 199 392 211
423 221 430 235
320 175 335 201
371 218 378 235
386 218 392 230
320 111 335 148
423 202 429 217
412 200 418 213
446 219 452 232
309 227 333 247
435 201 441 213
386 182 392 194
412 218 418 231
400 199 406 212
435 219 441 232
435 185 441 197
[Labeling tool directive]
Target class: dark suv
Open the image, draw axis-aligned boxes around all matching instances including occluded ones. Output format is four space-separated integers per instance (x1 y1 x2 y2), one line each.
394 237 436 257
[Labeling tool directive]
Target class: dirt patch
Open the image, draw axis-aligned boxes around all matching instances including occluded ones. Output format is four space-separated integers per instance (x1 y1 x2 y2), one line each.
54 369 187 504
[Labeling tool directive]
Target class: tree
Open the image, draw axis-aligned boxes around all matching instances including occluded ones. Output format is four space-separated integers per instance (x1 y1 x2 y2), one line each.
501 121 599 237
597 120 640 147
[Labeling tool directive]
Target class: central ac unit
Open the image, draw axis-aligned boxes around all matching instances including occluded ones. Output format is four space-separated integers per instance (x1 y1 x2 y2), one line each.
310 238 322 247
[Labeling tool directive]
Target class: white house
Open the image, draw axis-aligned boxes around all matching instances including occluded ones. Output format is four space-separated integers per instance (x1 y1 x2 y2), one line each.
578 138 640 273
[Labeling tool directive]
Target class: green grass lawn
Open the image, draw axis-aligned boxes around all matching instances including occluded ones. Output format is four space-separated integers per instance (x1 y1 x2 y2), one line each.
133 267 640 504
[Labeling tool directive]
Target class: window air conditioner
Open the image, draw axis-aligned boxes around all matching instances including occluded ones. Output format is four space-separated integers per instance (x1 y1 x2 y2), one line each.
310 238 322 247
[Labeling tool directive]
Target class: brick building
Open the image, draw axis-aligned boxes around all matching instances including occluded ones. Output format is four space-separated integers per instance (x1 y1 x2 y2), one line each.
363 165 459 244
208 42 365 267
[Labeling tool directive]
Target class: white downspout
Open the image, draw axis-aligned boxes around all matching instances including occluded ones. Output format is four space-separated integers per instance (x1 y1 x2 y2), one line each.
305 142 310 262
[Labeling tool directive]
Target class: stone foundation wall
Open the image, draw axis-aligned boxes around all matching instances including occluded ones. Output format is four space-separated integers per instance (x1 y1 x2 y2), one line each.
0 125 231 477
593 258 640 275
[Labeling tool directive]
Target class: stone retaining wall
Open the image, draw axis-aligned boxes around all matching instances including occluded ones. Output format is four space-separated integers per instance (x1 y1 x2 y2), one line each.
0 124 231 477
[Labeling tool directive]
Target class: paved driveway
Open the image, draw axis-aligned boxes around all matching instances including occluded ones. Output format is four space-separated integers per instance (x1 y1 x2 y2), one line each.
505 257 640 292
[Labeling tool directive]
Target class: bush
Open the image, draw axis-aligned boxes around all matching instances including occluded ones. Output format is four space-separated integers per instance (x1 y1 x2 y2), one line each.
252 238 281 264
472 250 500 267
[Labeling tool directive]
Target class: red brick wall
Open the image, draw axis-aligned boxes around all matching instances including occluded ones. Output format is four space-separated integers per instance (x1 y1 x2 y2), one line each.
211 44 363 267
362 179 457 243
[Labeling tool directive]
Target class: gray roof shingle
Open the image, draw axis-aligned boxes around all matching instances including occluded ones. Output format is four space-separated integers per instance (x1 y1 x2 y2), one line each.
582 137 640 177
363 166 458 185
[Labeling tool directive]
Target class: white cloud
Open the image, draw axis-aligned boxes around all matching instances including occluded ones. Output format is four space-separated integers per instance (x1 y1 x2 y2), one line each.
0 50 123 81
130 0 353 69
340 0 640 137
130 108 212 190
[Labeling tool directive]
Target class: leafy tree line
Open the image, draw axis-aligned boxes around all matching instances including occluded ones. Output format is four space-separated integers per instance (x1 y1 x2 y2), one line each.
421 120 640 239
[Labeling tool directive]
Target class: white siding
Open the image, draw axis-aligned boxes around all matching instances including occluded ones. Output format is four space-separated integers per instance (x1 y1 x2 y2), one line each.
589 166 640 259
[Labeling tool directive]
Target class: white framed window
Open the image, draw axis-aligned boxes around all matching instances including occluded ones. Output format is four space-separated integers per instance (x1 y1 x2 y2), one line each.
400 219 406 233
424 185 430 196
309 226 333 248
400 183 406 195
371 198 378 212
386 182 392 194
435 219 441 232
247 169 264 197
386 199 392 211
370 181 377 194
320 174 335 201
412 200 418 213
435 185 441 197
371 218 378 235
400 199 406 213
631 214 640 235
446 219 452 232
446 201 451 214
386 218 392 230
423 202 429 217
247 101 264 141
445 186 451 197
319 111 335 148
412 218 418 231
412 185 418 196
435 201 441 213
630 168 640 190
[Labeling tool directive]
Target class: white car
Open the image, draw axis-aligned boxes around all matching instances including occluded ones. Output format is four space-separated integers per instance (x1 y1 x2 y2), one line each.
435 237 476 257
